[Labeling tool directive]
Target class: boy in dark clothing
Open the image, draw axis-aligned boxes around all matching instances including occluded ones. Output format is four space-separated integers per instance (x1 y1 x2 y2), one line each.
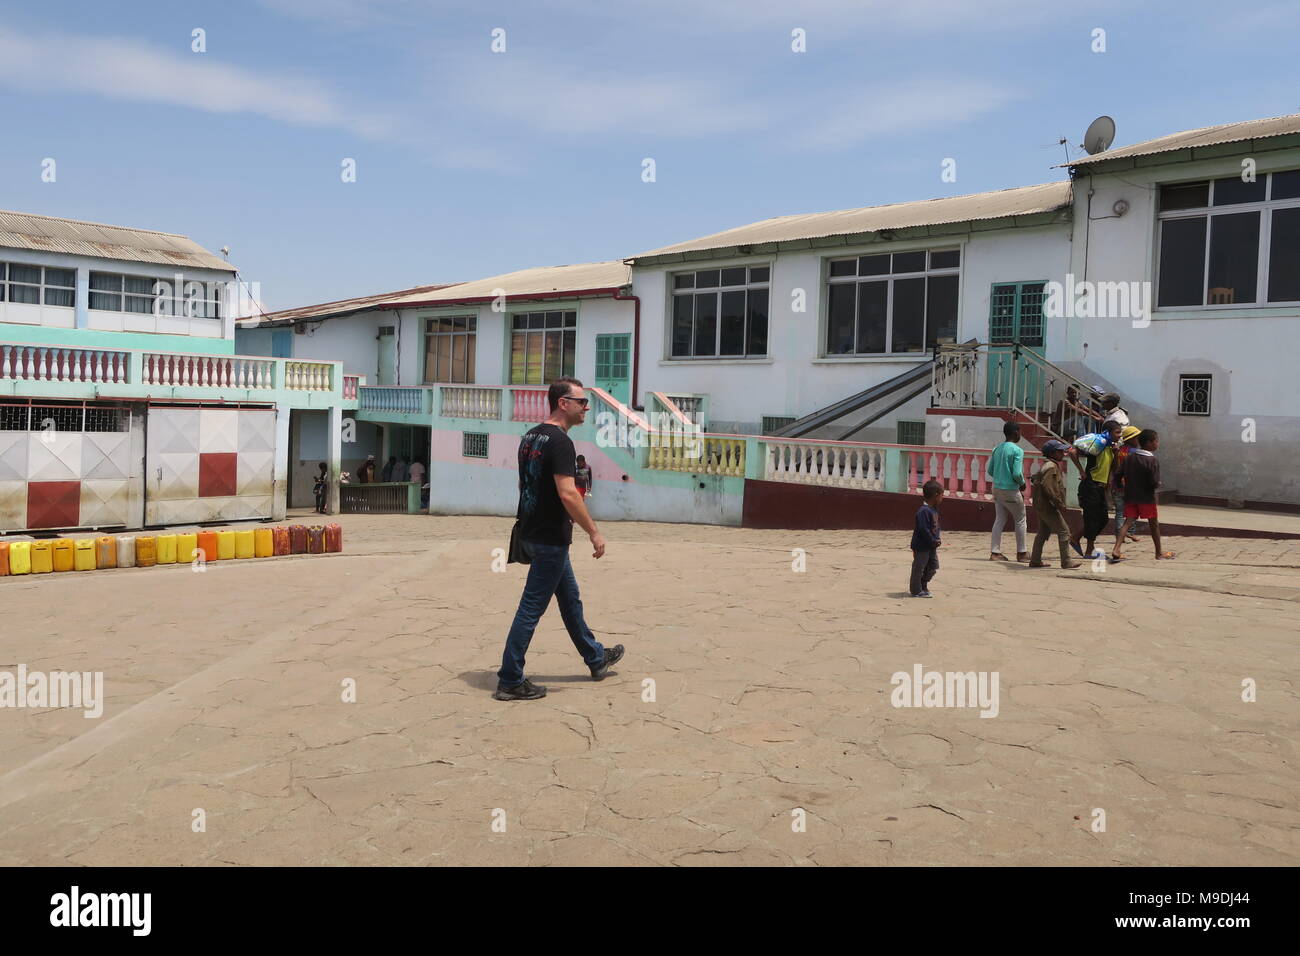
909 480 943 598
1111 430 1174 561
574 454 592 498
313 462 328 514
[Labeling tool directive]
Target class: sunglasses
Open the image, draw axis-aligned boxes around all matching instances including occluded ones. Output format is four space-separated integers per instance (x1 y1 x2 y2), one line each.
562 396 590 407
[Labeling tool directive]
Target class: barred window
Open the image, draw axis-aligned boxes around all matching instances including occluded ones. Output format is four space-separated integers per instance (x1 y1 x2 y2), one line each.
463 432 489 457
1178 375 1212 416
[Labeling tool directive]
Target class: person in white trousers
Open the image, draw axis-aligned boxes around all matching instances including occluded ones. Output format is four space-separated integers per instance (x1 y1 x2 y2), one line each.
987 420 1029 562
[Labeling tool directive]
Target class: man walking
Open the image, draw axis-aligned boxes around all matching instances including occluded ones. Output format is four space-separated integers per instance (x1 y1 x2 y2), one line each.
495 377 624 701
987 421 1029 562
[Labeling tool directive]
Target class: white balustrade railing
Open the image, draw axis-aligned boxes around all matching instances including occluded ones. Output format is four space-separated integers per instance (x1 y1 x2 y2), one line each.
359 386 427 414
142 353 275 389
284 361 333 391
765 439 887 491
441 386 502 419
664 394 704 425
1 344 129 384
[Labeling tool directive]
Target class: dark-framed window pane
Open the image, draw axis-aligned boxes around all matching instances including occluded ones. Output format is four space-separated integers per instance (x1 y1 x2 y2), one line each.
695 269 720 289
44 287 74 307
89 291 120 311
719 289 746 355
510 332 527 383
891 277 926 352
671 295 693 357
856 281 888 354
892 251 926 274
1268 207 1300 302
720 267 746 286
693 292 717 356
125 294 154 314
929 249 960 269
543 331 563 381
1213 176 1266 206
124 275 154 295
1272 169 1300 201
673 273 694 289
562 329 575 374
1159 182 1209 211
10 284 40 304
511 315 526 330
858 254 890 276
1206 211 1260 304
528 313 544 329
1157 217 1207 307
89 272 120 292
826 283 856 354
746 288 768 355
525 331 544 383
925 274 959 348
564 312 576 327
748 266 770 283
829 259 856 278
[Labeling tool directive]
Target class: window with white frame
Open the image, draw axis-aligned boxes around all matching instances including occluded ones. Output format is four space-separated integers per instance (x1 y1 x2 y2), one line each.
1178 374 1212 415
671 265 769 358
1157 169 1300 308
825 249 959 355
0 262 75 307
88 272 222 318
510 310 576 385
424 315 476 383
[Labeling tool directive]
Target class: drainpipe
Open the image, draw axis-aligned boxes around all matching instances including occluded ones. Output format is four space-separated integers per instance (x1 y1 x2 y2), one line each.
613 289 642 410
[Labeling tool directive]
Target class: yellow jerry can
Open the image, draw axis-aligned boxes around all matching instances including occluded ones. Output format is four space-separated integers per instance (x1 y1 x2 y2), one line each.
95 536 118 569
156 534 178 565
74 539 96 571
30 540 54 574
234 529 255 559
52 539 75 572
216 530 236 560
8 541 32 575
253 527 274 557
136 536 157 567
175 532 198 565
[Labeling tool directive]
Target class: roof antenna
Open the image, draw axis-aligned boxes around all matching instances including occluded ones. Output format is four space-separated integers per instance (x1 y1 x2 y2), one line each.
1058 137 1070 164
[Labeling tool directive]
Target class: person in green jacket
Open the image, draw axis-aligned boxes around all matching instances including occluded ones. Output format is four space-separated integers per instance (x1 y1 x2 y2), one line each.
987 421 1028 562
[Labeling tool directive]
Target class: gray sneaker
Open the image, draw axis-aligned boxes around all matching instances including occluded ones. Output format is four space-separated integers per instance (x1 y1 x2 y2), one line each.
493 678 547 701
590 644 625 681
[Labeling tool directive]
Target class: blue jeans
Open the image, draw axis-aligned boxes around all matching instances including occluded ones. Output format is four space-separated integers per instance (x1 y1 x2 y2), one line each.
498 541 605 687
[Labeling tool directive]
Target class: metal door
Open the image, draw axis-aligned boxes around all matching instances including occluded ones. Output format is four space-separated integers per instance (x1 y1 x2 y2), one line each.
377 326 397 386
986 282 1046 408
145 406 275 525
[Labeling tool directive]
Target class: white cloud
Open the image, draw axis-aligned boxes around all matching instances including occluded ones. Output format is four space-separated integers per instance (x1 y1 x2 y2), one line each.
0 28 395 140
795 79 1022 150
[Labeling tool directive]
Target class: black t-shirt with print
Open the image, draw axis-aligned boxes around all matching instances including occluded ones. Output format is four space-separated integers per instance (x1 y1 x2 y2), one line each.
517 424 576 546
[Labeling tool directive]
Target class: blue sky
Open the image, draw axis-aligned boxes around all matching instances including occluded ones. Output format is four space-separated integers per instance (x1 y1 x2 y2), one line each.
3 0 1299 310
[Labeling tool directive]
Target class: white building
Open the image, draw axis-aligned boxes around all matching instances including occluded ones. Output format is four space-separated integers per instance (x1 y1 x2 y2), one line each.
1 210 348 533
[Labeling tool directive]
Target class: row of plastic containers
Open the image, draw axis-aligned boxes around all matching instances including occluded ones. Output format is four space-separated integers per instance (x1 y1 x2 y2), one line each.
0 524 342 575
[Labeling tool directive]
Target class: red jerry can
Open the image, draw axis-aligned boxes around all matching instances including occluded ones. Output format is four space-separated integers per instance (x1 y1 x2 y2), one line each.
324 523 343 553
307 526 325 554
272 526 290 556
288 525 308 554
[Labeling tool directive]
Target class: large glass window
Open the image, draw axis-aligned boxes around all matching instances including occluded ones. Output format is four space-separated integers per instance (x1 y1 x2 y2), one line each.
824 248 960 354
88 271 221 317
1157 170 1300 307
424 315 477 383
0 262 75 307
509 311 576 384
670 265 769 358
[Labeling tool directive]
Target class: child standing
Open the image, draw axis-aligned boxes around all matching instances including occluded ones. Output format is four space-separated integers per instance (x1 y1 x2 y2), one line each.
1028 440 1082 569
1112 429 1174 560
909 479 943 598
574 455 592 498
313 462 328 514
1070 419 1124 559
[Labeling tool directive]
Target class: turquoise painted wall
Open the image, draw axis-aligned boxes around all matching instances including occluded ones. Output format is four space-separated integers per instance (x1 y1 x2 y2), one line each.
1 322 236 355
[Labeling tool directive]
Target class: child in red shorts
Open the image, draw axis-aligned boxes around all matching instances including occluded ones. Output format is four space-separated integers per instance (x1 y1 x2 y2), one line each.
1111 429 1174 561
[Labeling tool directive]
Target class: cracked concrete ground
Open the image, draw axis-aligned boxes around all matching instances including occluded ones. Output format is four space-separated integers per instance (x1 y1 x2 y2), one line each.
0 513 1297 866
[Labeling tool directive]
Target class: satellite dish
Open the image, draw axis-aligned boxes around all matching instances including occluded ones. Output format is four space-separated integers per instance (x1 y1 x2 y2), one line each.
1083 115 1116 154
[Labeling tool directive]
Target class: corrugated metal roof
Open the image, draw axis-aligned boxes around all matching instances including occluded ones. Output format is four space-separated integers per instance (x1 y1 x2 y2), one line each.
237 283 464 327
0 209 236 272
1066 112 1300 168
379 260 630 306
628 182 1073 261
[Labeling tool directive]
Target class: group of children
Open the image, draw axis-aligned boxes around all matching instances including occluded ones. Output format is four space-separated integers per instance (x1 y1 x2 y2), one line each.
909 392 1171 597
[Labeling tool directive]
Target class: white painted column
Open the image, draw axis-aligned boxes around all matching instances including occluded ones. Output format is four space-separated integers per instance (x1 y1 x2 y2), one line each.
273 403 291 520
328 404 342 514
